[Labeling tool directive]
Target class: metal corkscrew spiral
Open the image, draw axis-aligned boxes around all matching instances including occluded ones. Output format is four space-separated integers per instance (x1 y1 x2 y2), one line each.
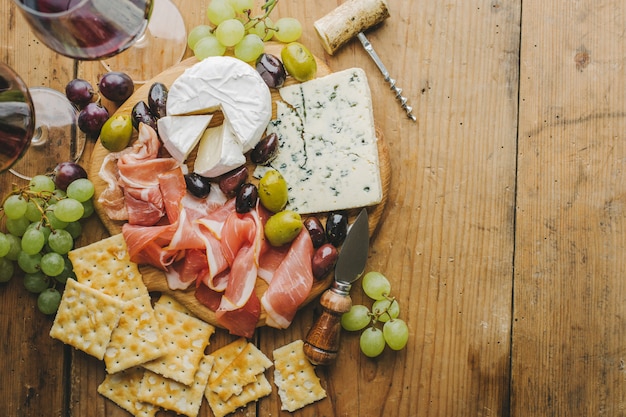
357 33 417 122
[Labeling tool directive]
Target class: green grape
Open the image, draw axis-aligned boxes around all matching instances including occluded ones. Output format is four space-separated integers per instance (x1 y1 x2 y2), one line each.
273 17 302 43
48 229 73 255
17 251 42 274
40 252 65 277
54 198 84 223
48 189 66 204
21 228 45 255
234 34 265 62
29 175 55 193
24 198 44 222
341 304 371 331
194 34 227 60
6 216 30 236
54 257 75 284
66 178 94 202
3 194 28 219
246 17 275 41
23 271 49 293
215 18 245 47
383 319 409 350
360 327 386 358
37 288 61 315
362 271 391 300
0 232 10 258
188 25 213 49
46 209 69 230
81 198 94 219
207 0 236 26
372 299 400 323
5 234 21 261
64 221 82 240
228 0 253 13
0 257 14 282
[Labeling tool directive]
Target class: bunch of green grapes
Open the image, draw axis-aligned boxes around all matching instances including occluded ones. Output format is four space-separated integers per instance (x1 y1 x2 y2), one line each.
0 172 96 315
341 271 410 358
188 0 303 62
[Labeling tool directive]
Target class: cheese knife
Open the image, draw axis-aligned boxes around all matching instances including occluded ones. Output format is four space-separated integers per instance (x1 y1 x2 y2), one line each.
303 208 369 365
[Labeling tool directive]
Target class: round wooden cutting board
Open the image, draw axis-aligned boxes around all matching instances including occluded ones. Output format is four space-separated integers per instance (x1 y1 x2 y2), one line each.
89 43 391 328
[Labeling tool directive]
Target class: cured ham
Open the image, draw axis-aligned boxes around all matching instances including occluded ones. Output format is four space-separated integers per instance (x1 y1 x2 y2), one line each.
100 124 316 337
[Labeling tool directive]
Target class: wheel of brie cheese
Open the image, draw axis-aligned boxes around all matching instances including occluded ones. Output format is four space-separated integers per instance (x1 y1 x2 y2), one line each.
162 56 273 177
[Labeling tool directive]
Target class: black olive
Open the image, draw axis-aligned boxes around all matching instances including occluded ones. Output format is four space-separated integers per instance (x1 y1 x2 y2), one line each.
251 132 279 165
148 82 168 118
326 211 349 247
255 53 287 89
236 183 258 214
304 216 326 248
131 101 158 131
184 172 212 198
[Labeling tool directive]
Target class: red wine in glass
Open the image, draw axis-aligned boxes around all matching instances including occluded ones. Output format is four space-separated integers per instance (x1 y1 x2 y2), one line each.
14 0 153 60
0 64 35 173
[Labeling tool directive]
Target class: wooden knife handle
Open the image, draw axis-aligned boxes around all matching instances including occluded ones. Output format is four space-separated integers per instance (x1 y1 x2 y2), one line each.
303 287 353 365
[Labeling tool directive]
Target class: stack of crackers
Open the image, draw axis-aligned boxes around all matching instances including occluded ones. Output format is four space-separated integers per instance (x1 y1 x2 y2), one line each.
49 234 327 416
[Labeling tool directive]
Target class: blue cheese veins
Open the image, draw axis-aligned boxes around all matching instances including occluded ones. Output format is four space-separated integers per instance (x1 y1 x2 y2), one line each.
254 68 382 214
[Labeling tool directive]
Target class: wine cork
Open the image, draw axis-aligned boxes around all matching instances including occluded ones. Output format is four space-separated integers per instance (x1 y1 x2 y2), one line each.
314 0 390 55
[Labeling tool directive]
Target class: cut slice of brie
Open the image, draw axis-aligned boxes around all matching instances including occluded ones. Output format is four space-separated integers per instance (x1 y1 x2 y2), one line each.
166 56 272 153
157 114 213 162
194 122 246 178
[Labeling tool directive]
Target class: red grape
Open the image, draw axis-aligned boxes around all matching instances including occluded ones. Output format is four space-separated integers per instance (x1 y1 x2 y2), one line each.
78 102 109 135
52 162 88 191
98 72 134 103
65 78 94 108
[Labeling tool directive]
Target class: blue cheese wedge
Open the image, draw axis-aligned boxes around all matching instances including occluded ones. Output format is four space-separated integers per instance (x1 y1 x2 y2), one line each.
254 68 382 214
157 114 213 162
166 56 272 153
194 122 246 178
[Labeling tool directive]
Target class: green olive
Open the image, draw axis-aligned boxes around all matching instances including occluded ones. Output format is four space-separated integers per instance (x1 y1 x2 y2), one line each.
264 210 303 247
258 170 288 213
100 114 133 152
281 42 317 82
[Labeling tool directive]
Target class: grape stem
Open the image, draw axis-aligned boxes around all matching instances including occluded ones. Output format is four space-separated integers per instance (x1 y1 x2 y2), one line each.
370 295 397 325
243 0 280 32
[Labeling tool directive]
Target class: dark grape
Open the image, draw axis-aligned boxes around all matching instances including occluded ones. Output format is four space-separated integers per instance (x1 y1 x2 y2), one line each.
326 211 349 247
250 132 278 164
184 173 212 198
52 162 88 191
131 101 158 131
78 102 109 135
65 78 94 108
236 183 258 214
148 82 168 118
98 72 134 103
255 53 287 88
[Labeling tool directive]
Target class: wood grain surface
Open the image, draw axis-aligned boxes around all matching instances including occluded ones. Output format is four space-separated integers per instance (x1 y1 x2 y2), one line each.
3 1 626 417
88 42 391 327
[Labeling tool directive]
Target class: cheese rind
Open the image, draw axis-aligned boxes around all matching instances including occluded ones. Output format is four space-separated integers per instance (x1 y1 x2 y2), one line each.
166 56 272 152
255 68 382 214
157 114 213 162
194 123 246 178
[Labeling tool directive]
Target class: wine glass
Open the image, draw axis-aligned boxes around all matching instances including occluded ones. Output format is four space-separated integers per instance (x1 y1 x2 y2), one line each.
0 63 86 181
13 0 187 84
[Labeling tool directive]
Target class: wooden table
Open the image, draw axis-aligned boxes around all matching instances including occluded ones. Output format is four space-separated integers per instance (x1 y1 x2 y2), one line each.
2 1 626 416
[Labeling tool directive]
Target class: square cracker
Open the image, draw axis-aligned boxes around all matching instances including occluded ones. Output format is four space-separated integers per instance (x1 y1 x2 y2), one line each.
209 342 273 401
104 294 165 374
68 233 147 301
138 355 214 417
206 373 272 417
273 339 327 412
207 338 248 385
98 367 158 417
142 296 215 385
50 278 125 360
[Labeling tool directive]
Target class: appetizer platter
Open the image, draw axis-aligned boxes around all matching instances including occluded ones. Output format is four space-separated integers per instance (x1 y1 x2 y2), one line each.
89 42 391 336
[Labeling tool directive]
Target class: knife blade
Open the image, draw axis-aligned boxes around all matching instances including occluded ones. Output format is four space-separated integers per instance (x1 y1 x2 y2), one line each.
303 208 369 365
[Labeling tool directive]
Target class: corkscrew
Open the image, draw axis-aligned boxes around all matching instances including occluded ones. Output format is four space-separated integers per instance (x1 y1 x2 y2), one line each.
314 0 417 122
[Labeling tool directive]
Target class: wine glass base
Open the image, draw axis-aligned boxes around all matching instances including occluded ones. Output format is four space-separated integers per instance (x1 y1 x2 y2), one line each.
9 88 86 181
101 0 187 84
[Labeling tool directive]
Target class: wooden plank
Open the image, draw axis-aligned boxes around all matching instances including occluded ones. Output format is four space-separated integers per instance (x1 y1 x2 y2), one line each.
513 0 626 415
0 2 78 417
